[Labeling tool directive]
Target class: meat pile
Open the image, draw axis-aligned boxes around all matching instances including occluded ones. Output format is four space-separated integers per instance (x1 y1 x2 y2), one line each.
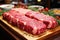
3 8 58 35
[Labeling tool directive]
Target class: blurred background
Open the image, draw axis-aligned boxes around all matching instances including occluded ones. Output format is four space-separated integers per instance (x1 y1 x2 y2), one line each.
0 0 60 8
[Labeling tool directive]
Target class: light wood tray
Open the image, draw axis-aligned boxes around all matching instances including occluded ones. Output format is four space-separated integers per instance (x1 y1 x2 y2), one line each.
0 16 60 40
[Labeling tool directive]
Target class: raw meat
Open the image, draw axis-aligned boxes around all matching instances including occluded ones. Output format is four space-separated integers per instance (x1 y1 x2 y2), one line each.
11 8 58 28
16 15 46 34
11 8 32 14
26 11 58 28
3 10 46 35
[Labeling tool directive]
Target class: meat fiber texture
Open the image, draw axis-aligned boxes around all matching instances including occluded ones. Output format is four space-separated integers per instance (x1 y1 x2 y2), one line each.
11 8 58 28
26 11 58 28
2 10 46 35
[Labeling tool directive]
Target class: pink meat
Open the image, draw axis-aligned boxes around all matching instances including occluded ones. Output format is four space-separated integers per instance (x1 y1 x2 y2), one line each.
11 8 32 14
3 12 17 26
11 8 57 28
15 15 46 34
10 8 57 28
3 10 46 35
26 11 58 28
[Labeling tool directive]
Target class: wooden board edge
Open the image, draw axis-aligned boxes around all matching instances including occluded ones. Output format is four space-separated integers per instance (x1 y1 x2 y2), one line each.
0 16 60 40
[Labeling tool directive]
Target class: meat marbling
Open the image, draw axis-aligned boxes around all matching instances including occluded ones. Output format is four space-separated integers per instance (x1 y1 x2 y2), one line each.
3 10 46 35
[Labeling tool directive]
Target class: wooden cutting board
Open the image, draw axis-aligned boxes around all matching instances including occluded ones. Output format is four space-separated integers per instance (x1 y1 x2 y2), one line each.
0 16 60 40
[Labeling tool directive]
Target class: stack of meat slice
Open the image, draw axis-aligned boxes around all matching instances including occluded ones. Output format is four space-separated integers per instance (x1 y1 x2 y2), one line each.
12 8 58 28
3 10 46 35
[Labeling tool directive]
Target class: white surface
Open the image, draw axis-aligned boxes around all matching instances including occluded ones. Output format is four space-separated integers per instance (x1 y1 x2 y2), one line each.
29 5 44 8
29 5 44 10
0 4 14 10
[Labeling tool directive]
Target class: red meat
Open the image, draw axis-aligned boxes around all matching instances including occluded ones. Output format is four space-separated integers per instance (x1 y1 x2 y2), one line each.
16 16 46 34
26 11 58 28
3 10 46 35
11 8 58 28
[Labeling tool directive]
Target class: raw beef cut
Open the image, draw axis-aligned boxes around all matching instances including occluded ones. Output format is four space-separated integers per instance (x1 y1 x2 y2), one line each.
26 11 58 28
3 12 17 26
3 10 46 35
16 15 46 34
11 8 58 28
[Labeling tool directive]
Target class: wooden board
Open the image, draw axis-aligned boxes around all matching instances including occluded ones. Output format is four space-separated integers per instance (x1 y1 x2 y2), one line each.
0 16 60 40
